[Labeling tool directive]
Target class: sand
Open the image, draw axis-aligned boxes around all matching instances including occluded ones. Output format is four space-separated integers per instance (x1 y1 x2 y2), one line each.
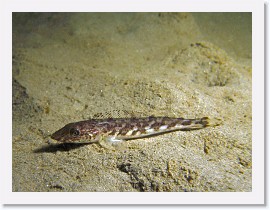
12 13 252 192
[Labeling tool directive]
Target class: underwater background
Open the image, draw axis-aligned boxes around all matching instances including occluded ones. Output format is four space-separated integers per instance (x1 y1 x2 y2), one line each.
12 13 251 192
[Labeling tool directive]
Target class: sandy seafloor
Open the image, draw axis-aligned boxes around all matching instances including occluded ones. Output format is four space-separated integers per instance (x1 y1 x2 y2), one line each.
12 13 252 192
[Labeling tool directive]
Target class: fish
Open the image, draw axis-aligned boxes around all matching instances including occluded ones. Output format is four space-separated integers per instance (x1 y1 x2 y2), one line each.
51 116 217 144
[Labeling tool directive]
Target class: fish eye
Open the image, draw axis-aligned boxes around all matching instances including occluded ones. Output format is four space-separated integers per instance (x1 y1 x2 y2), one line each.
70 128 80 137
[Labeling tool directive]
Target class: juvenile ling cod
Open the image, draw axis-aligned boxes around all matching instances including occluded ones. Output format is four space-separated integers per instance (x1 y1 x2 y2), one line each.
51 116 214 144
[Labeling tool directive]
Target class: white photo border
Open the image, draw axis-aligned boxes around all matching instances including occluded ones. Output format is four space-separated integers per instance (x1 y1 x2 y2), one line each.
0 0 264 205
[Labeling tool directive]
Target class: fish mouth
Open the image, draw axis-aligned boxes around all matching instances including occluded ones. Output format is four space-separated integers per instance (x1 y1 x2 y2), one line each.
51 129 65 141
51 123 74 141
51 132 59 140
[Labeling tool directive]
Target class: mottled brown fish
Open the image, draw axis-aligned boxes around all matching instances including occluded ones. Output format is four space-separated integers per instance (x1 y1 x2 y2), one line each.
51 116 214 144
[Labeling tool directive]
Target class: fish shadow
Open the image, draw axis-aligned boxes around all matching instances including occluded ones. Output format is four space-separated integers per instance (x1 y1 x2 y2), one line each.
33 142 91 153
